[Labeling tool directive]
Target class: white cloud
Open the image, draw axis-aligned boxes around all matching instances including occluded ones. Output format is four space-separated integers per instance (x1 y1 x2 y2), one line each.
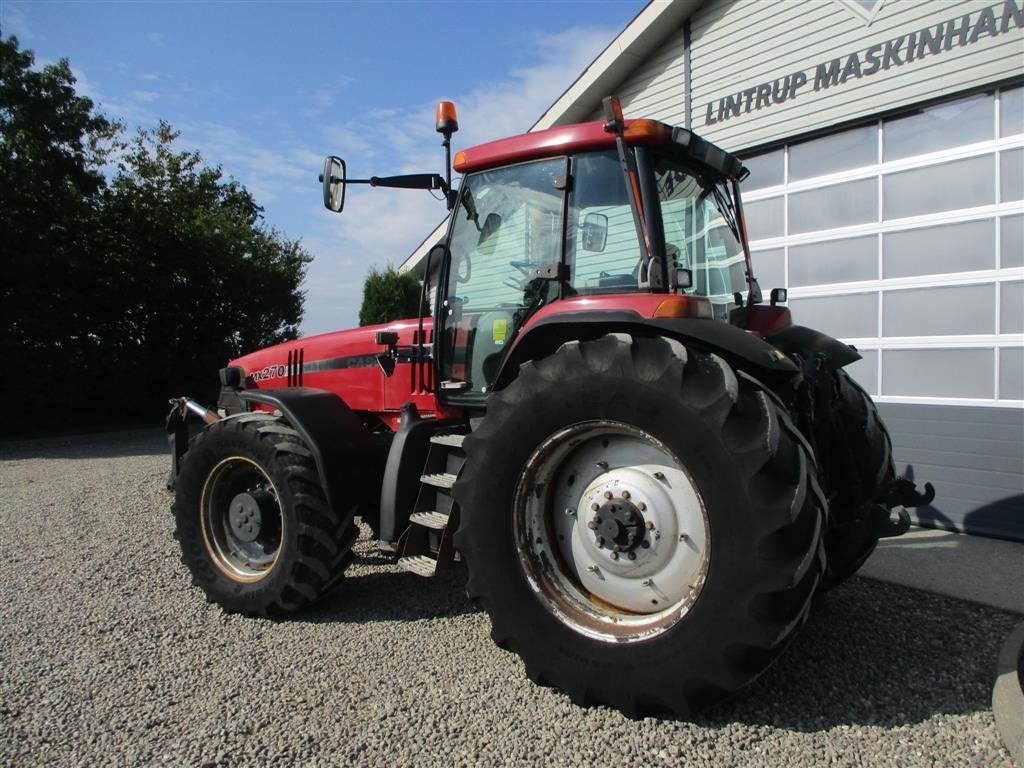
1 2 37 40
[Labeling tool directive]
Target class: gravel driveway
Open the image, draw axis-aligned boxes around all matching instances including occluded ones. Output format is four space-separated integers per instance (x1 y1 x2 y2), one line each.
0 429 1018 767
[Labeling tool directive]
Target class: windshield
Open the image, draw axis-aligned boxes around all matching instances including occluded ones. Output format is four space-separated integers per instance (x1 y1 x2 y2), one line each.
654 154 748 319
438 157 566 398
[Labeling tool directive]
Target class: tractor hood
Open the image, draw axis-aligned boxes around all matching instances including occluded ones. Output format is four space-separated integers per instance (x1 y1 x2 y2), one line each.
229 317 429 390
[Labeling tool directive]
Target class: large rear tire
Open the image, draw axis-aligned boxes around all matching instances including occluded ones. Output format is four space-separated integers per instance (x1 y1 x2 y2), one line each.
172 413 357 616
821 370 896 587
453 334 826 718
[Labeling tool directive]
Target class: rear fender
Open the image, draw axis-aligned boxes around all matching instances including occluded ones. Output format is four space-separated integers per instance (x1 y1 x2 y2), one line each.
763 324 861 371
238 387 375 519
493 312 799 390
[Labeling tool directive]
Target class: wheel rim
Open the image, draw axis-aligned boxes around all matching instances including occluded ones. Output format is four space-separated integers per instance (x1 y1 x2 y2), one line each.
513 421 710 642
200 456 284 583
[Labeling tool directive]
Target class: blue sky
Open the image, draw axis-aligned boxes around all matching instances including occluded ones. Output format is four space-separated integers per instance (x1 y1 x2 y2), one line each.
2 0 646 335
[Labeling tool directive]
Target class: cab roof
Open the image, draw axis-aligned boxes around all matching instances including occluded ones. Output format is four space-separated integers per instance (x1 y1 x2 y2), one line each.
453 118 746 181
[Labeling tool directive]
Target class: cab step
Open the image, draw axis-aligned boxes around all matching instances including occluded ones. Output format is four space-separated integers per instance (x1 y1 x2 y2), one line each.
398 426 468 577
409 511 449 530
397 555 439 578
420 472 457 489
429 433 465 448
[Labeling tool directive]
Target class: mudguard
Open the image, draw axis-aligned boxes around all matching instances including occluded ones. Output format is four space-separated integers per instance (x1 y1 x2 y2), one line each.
492 312 800 390
764 324 862 370
238 387 373 519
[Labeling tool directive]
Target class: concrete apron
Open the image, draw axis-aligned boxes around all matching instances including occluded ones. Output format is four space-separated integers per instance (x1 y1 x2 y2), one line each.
994 622 1024 766
858 526 1024 761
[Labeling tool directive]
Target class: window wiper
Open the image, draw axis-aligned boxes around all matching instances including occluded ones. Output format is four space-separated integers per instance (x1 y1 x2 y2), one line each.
709 183 741 243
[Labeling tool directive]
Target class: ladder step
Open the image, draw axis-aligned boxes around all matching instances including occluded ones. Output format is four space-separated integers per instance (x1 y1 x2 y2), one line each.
410 511 450 530
398 555 438 577
430 433 466 448
420 472 457 489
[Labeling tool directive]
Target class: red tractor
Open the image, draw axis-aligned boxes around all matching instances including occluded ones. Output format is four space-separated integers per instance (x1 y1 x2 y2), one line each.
168 97 932 718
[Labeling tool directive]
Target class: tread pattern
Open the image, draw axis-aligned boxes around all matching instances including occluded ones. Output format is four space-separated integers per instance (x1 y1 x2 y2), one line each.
821 369 896 586
454 333 826 718
172 414 357 616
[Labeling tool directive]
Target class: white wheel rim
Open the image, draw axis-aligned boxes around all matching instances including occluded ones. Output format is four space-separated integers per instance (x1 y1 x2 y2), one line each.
513 421 711 642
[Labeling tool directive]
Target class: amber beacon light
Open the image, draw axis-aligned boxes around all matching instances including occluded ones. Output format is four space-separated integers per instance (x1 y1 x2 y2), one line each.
436 101 459 135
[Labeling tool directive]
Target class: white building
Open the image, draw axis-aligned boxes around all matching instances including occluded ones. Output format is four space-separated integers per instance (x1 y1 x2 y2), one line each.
403 0 1024 540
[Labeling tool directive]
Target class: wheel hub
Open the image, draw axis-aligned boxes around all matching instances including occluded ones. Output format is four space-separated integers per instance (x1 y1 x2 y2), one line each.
590 497 646 554
228 491 273 543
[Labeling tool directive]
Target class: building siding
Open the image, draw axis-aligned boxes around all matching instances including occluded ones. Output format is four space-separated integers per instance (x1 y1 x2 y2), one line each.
879 403 1023 541
587 28 688 123
690 0 1024 152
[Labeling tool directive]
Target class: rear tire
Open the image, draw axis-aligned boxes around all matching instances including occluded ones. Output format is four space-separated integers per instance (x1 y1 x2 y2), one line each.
821 370 895 587
172 413 357 615
453 334 826 718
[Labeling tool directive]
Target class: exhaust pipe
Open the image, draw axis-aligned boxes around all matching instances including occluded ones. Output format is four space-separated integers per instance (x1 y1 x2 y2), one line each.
170 397 221 425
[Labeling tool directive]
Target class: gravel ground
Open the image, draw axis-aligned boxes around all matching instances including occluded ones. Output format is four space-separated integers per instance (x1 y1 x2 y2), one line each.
0 429 1018 767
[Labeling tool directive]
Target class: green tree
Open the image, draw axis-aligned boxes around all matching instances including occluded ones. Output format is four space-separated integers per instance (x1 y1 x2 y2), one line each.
0 33 122 433
93 122 310 419
0 34 310 433
358 265 424 326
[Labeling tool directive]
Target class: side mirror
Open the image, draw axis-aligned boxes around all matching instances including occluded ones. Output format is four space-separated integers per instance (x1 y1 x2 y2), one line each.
770 287 788 306
320 156 346 212
477 212 502 252
581 213 608 252
674 268 693 290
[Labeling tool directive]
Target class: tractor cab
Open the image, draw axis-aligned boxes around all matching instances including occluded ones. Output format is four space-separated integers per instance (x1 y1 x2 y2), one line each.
435 128 754 402
321 97 761 406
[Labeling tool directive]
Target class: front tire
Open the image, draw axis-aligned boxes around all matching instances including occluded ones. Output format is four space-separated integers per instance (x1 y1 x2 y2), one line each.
453 334 826 717
172 413 357 615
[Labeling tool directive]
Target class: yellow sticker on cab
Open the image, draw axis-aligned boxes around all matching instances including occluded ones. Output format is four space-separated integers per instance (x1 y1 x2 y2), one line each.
493 318 508 345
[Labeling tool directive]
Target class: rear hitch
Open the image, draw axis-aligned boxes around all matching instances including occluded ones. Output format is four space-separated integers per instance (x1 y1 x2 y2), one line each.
864 477 936 539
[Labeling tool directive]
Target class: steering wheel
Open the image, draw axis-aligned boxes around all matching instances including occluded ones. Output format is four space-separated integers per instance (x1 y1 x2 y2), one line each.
504 260 536 290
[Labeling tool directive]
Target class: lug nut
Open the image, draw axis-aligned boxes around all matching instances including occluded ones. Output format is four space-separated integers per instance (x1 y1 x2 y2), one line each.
645 520 654 530
595 536 604 548
587 521 596 530
637 502 646 511
641 540 650 549
591 502 600 511
627 551 636 560
621 490 631 500
610 552 619 561
612 544 621 553
604 490 613 500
